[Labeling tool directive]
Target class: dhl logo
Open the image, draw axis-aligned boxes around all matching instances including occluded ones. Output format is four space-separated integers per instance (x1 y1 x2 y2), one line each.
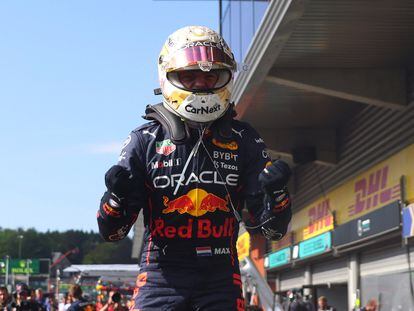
162 188 229 217
212 138 238 150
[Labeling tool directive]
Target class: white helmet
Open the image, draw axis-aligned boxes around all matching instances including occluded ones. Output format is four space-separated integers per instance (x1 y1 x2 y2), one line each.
158 26 236 124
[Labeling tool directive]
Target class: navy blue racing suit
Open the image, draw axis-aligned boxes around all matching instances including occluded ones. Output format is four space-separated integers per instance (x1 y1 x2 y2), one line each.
97 118 291 311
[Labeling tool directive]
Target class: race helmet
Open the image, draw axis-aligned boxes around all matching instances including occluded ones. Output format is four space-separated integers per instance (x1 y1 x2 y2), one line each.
158 26 236 124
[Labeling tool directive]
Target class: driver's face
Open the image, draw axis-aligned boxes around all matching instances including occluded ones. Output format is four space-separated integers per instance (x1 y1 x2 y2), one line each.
177 70 219 90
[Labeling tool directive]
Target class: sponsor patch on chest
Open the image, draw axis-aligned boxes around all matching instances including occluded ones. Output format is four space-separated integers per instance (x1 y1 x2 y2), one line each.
156 139 176 156
150 158 182 170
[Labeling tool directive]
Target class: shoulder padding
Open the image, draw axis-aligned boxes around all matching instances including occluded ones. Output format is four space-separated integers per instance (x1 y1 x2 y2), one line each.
143 103 190 144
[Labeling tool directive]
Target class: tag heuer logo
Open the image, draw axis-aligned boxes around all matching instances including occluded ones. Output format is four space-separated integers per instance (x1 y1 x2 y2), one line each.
156 139 176 156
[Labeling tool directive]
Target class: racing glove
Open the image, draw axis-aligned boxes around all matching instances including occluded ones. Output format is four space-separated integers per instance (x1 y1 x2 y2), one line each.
257 160 292 240
105 164 134 199
99 165 134 220
259 159 291 195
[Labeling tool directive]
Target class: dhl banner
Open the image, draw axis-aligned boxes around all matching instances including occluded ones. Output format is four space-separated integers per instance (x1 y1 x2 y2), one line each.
236 232 250 261
273 144 414 250
303 214 334 240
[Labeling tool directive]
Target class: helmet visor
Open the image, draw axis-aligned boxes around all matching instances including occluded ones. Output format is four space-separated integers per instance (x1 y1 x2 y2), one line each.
167 69 232 92
165 44 235 72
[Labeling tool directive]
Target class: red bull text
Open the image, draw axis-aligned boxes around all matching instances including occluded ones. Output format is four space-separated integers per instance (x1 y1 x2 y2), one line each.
151 217 236 239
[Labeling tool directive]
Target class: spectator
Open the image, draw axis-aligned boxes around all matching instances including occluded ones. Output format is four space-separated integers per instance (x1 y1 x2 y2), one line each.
0 287 11 311
13 283 42 311
44 294 57 311
94 296 103 311
303 294 315 311
289 300 309 311
361 299 378 311
286 291 308 311
57 295 64 311
66 286 88 311
29 290 35 303
99 292 124 311
317 296 336 311
34 289 46 311
124 299 133 311
58 293 71 311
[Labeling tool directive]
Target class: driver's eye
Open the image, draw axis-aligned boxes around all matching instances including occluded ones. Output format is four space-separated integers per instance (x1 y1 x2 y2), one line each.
179 72 195 82
204 73 218 81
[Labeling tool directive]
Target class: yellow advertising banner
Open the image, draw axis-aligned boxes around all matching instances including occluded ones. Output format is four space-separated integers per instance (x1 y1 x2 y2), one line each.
303 215 334 240
236 232 250 261
273 144 414 250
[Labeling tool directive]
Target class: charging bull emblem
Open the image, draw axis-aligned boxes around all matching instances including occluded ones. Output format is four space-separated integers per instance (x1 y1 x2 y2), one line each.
162 188 229 217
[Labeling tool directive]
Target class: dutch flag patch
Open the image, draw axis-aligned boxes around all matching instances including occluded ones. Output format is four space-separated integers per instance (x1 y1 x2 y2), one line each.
196 246 212 257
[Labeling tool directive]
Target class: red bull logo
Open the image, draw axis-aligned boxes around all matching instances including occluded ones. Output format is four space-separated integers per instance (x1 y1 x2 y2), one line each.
162 188 229 217
151 217 236 239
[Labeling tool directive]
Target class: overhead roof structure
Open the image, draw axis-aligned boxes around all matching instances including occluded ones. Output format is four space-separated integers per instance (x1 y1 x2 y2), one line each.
63 264 139 278
233 0 414 166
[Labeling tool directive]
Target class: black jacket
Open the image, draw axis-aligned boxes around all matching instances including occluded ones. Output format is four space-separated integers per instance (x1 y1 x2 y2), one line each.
97 118 290 260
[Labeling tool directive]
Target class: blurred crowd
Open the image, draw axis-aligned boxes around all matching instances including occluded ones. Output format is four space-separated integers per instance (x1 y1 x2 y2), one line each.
0 284 130 311
281 292 378 311
0 283 380 311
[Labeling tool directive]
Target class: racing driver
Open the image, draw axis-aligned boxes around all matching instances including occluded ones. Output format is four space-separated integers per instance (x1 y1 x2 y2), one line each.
97 26 292 311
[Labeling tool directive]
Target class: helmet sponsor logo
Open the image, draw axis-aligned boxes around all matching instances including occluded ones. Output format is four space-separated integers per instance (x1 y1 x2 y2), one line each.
198 61 213 72
255 138 264 144
153 171 239 188
162 188 229 217
185 103 220 115
151 217 236 239
181 40 223 50
212 138 238 150
167 37 175 47
156 139 176 156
